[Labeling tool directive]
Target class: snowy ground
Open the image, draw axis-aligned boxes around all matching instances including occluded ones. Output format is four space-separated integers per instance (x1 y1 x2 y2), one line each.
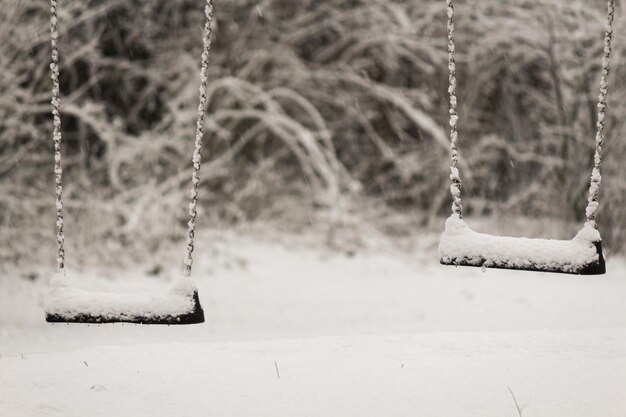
1 230 626 416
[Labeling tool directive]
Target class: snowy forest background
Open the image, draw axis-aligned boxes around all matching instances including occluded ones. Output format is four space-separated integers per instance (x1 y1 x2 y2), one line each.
2 2 626 415
2 0 626 270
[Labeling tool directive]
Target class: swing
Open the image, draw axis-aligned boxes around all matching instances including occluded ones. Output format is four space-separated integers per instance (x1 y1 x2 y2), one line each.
438 0 615 275
44 0 215 324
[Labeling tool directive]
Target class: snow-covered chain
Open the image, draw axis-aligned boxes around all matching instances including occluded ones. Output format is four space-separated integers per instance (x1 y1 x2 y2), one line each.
49 0 215 276
585 0 615 224
445 0 615 224
49 0 65 272
184 0 215 277
446 0 462 217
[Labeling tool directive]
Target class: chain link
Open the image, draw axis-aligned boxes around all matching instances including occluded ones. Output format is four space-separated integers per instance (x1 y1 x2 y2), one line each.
184 0 215 277
50 0 65 271
49 0 215 275
585 0 615 224
446 0 462 217
445 0 615 222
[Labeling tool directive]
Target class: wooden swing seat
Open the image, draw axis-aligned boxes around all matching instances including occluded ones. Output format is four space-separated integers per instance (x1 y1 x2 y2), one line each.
45 274 205 325
439 215 606 275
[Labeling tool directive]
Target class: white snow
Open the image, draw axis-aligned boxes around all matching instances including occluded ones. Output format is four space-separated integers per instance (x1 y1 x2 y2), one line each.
45 272 198 321
439 214 602 272
1 331 625 417
2 230 626 416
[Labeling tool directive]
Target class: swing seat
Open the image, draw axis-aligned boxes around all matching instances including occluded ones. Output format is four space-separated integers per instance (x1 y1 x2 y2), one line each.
439 215 606 275
44 273 205 324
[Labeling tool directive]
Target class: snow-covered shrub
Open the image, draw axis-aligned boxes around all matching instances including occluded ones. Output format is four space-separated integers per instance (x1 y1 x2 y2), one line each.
1 0 625 269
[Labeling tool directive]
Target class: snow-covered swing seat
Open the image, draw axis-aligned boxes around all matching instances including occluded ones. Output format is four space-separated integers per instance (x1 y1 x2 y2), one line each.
44 0 216 324
438 0 615 275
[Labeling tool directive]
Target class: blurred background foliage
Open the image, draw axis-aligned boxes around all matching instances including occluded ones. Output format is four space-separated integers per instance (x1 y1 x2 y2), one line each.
1 0 625 268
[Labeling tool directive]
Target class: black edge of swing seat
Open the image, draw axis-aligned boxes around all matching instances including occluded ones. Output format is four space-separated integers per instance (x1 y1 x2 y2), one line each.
44 275 205 325
45 291 205 325
440 241 605 275
438 216 606 275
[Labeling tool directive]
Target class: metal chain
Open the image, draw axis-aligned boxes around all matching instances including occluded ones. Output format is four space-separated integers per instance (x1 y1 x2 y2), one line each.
585 0 615 225
49 0 215 275
445 0 616 222
50 0 65 271
446 0 462 217
184 0 215 277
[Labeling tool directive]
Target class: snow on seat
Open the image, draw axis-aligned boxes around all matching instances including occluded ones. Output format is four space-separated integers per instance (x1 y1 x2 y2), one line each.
45 273 205 325
439 214 605 275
